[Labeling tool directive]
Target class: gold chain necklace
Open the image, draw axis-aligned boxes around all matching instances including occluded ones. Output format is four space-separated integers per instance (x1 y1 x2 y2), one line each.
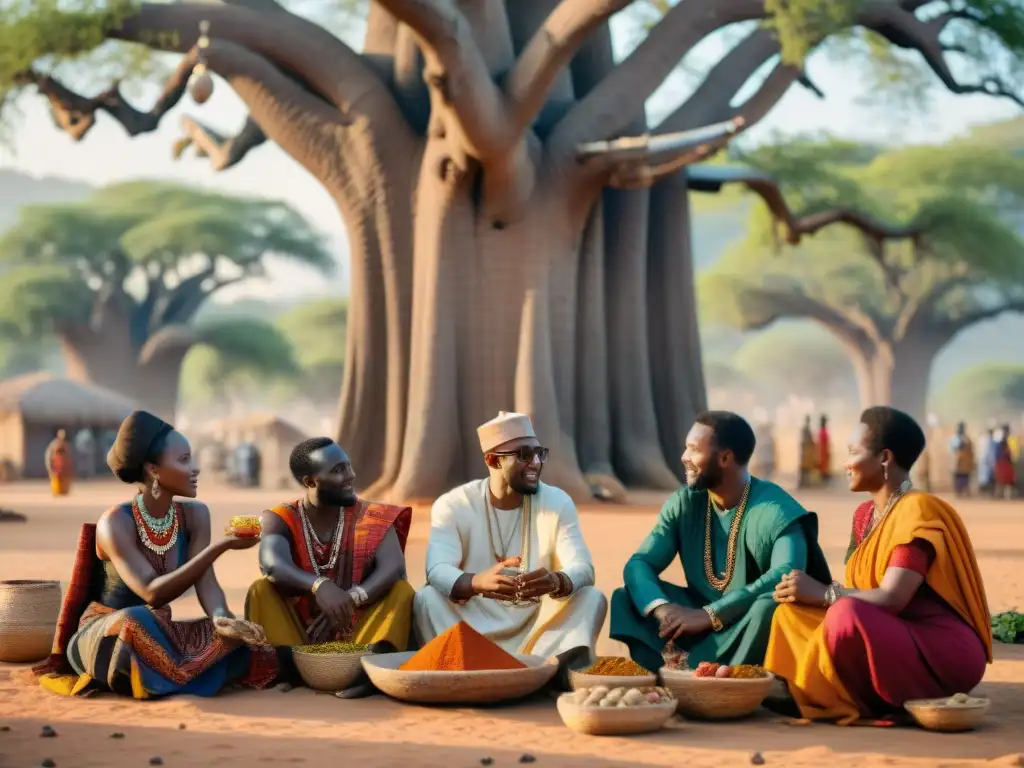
482 483 536 607
703 482 751 592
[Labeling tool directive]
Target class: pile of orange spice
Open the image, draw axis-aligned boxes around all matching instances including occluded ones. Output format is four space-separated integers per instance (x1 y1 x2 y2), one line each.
583 657 649 676
399 621 526 671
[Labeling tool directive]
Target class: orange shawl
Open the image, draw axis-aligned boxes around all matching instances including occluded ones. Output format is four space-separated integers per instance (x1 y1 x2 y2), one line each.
764 492 992 724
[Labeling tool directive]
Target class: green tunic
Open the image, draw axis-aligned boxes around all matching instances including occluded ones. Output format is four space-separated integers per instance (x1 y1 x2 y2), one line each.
610 477 831 671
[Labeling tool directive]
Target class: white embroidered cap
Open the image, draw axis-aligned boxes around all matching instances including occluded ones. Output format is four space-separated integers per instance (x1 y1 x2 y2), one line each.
477 411 537 454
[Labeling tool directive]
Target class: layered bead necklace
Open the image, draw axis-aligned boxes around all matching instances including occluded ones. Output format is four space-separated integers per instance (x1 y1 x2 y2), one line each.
132 493 180 555
703 481 751 592
299 503 345 577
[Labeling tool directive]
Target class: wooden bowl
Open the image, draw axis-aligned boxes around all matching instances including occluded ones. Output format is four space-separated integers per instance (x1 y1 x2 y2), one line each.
904 696 990 732
659 668 774 720
568 668 656 691
292 649 371 692
557 695 676 736
361 651 557 704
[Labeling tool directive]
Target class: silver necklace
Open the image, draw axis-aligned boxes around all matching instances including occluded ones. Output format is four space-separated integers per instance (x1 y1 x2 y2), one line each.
482 483 537 607
299 504 344 576
867 480 912 537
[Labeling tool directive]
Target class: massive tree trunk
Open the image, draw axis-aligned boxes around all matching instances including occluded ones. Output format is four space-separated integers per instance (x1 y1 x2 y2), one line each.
848 333 947 422
24 0 1003 501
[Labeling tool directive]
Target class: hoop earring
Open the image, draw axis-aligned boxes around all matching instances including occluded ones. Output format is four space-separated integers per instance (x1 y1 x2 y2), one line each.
151 477 161 500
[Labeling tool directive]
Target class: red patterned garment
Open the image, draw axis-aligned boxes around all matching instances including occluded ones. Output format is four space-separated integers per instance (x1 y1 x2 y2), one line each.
269 499 412 631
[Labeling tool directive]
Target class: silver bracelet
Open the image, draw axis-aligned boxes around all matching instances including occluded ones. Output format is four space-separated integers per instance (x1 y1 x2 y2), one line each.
349 585 369 607
824 581 844 607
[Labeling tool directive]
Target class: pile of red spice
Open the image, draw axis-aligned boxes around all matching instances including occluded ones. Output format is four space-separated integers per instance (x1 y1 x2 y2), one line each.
400 621 527 671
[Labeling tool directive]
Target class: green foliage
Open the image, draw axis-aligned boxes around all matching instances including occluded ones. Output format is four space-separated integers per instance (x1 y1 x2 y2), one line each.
0 265 93 338
274 297 348 404
180 318 298 407
0 181 332 341
931 363 1024 422
732 323 855 398
992 610 1024 644
701 136 1024 339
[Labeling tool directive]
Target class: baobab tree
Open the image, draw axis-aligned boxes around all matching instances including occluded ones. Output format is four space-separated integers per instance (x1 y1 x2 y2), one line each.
3 0 1023 500
700 138 1024 421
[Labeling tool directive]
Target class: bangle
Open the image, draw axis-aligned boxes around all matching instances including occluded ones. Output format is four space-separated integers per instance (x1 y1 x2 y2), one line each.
311 576 329 595
554 572 572 598
824 581 844 607
349 586 369 607
703 605 724 632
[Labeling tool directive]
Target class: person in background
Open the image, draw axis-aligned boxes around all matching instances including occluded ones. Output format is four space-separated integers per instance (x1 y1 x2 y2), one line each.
978 428 996 496
749 411 776 483
818 415 832 486
611 411 831 672
994 425 1017 499
949 422 974 497
45 429 74 497
799 416 816 489
765 406 991 725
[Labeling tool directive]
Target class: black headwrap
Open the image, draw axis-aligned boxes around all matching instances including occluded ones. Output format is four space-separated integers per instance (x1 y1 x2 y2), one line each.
106 410 174 484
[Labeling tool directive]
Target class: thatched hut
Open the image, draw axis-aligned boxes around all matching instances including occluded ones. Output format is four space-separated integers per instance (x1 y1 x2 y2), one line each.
0 373 137 479
190 412 309 490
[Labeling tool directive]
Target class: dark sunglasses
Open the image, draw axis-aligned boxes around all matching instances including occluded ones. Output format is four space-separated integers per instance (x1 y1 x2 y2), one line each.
489 446 550 464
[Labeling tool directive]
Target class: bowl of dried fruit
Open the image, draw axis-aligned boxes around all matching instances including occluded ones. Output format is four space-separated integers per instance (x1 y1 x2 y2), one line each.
904 693 990 732
557 685 677 735
659 663 774 720
226 515 262 539
292 641 372 692
568 656 657 691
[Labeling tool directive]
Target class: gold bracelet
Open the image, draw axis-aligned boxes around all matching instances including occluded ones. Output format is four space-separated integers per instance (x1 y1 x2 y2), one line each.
703 604 724 632
311 576 329 595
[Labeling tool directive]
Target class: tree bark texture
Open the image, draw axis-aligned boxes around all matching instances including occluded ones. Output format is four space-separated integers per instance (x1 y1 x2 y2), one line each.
27 0 1016 500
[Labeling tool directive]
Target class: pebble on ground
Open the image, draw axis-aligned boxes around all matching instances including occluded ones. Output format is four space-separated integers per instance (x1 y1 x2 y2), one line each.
40 725 56 738
751 752 766 765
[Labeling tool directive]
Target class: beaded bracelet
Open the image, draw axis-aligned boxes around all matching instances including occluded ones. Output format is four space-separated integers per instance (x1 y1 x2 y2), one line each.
703 604 724 632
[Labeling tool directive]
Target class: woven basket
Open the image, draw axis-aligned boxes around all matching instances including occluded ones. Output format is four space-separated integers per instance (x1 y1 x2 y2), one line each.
361 651 558 704
905 697 990 732
0 580 62 663
568 669 656 691
557 696 676 736
659 668 774 720
292 649 371 692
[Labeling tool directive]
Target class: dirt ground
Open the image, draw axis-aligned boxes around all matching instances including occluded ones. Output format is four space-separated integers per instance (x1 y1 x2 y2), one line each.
1 480 1023 767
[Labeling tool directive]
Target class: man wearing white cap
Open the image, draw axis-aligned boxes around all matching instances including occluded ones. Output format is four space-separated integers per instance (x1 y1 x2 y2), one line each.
412 411 607 660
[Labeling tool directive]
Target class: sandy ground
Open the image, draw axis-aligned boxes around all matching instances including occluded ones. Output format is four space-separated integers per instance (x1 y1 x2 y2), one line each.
1 480 1023 768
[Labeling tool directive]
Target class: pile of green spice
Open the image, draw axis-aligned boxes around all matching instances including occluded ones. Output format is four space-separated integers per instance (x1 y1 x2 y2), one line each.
293 641 371 654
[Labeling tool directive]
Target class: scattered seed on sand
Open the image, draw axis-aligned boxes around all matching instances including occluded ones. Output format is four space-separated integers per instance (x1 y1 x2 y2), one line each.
40 725 57 738
178 723 187 730
0 725 9 732
751 753 765 765
41 760 56 768
110 732 125 739
150 758 164 766
480 759 494 766
520 755 536 764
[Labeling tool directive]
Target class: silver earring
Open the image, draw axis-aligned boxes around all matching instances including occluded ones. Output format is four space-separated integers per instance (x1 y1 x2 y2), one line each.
151 477 161 499
883 464 889 481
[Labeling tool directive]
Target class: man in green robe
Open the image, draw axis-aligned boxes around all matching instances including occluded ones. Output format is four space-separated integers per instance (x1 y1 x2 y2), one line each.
610 411 831 671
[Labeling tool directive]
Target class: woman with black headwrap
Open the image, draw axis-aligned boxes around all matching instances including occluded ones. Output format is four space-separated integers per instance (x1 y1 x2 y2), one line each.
33 411 280 698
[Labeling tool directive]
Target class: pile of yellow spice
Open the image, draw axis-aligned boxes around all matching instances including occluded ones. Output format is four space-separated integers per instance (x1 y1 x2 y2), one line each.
582 657 649 676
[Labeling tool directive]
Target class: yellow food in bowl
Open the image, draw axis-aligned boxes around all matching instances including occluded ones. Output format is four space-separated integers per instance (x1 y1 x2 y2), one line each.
227 515 262 538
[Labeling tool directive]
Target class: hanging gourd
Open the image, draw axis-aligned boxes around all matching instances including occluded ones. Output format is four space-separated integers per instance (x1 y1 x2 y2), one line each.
188 20 214 104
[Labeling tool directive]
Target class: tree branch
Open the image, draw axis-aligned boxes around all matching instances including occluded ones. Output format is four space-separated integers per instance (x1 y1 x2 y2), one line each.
173 114 267 171
892 269 972 341
578 119 744 189
504 0 632 136
15 51 199 142
739 286 879 349
940 297 1024 335
374 0 513 158
658 27 780 133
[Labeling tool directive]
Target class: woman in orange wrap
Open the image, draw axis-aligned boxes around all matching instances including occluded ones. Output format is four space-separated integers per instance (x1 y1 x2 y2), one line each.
765 406 992 725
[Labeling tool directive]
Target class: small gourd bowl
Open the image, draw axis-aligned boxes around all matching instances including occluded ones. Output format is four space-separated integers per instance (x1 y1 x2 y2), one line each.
568 668 656 691
557 693 677 736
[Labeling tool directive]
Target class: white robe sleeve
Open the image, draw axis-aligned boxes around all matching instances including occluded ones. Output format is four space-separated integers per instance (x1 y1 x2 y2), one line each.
424 492 468 598
551 491 595 594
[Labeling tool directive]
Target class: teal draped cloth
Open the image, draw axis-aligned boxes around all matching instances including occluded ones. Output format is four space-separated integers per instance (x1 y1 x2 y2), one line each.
610 477 831 671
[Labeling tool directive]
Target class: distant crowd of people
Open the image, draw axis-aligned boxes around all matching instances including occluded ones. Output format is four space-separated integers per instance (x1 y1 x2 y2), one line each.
949 421 1019 499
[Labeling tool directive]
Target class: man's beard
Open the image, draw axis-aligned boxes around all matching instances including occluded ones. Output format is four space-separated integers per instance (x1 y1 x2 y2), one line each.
510 476 540 496
319 486 358 507
686 458 722 491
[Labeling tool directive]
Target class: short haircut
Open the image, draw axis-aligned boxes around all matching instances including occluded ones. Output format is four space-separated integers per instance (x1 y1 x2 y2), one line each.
289 436 335 483
860 406 926 471
695 411 756 466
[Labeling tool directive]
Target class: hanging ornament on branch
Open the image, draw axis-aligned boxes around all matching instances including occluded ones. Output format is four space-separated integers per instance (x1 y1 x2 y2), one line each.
189 20 214 104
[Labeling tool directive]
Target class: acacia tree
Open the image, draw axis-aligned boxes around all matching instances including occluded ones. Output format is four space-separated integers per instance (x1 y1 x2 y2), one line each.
701 139 1024 420
0 181 331 417
933 362 1024 422
4 0 1024 500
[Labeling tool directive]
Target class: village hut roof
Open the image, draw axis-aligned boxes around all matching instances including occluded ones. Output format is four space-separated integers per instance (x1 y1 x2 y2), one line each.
194 412 308 442
0 373 137 425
